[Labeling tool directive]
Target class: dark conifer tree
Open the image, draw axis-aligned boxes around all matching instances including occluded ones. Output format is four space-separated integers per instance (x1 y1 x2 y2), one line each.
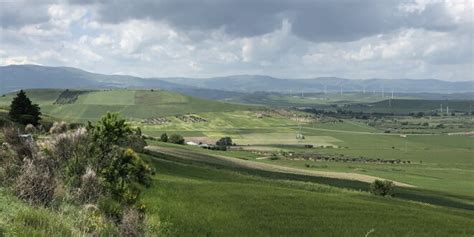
9 90 42 125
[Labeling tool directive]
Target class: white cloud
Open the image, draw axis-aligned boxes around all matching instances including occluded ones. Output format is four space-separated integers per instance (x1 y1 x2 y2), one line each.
0 1 472 81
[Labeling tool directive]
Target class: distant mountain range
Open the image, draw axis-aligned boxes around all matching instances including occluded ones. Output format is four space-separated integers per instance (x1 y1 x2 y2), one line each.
1 65 473 97
162 75 474 94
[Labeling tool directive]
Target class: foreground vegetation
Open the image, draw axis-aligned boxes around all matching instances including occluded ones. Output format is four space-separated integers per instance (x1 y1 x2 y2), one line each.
0 91 155 236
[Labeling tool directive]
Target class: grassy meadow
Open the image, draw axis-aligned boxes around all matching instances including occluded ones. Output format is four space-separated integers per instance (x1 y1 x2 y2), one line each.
0 89 255 122
141 154 474 236
1 88 473 235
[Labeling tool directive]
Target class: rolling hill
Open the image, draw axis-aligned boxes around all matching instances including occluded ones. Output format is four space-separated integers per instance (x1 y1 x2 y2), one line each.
0 89 254 121
0 65 243 100
1 65 473 96
159 75 474 93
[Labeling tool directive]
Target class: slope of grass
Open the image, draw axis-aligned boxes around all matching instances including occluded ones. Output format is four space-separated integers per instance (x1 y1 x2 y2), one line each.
0 189 80 236
77 90 136 105
0 89 255 122
142 154 474 236
347 99 474 114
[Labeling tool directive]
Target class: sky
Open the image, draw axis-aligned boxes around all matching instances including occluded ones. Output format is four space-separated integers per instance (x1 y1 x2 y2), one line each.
0 0 472 81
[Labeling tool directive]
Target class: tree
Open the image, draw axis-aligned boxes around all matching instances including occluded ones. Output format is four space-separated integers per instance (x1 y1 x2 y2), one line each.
160 133 168 142
168 134 185 144
369 180 394 197
216 137 233 147
9 90 42 125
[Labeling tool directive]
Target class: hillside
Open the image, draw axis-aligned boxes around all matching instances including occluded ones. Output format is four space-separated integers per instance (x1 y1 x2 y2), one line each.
1 65 473 96
0 89 254 121
160 75 474 93
1 152 473 236
345 99 474 114
142 153 474 236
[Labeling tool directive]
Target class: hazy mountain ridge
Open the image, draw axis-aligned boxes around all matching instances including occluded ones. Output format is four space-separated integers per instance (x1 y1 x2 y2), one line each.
162 75 473 93
1 65 472 96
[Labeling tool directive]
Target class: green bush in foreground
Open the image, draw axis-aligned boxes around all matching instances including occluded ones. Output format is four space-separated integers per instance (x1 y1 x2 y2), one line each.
370 180 394 197
1 112 155 235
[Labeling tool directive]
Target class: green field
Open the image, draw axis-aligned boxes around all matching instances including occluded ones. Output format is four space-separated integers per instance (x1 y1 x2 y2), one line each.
0 89 255 122
140 154 474 236
1 88 473 235
232 92 414 106
345 99 474 114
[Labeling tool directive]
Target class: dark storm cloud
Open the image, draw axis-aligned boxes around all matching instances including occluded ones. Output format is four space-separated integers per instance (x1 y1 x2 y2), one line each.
70 0 457 42
0 1 52 28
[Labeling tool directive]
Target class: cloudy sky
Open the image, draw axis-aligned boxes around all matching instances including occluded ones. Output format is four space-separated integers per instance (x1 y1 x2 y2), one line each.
0 0 472 81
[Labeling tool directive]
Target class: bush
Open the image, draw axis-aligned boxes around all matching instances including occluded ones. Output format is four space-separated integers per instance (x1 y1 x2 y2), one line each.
168 134 184 144
98 197 124 222
3 127 35 160
80 204 108 234
101 148 152 202
120 133 147 153
369 180 394 197
120 208 144 237
160 133 168 142
216 137 233 147
50 127 88 164
14 154 57 206
75 167 102 204
24 124 36 134
0 144 20 185
49 121 68 134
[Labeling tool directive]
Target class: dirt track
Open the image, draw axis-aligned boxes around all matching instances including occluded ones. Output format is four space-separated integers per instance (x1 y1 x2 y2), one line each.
146 146 415 188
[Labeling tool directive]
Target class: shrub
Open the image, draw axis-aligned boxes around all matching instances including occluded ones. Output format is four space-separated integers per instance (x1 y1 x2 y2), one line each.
75 167 102 204
121 133 147 153
49 121 68 134
119 208 144 237
47 128 89 188
80 204 108 234
14 154 56 206
87 113 132 149
50 127 88 164
3 127 35 160
160 133 168 142
102 148 152 201
168 134 184 144
0 144 20 185
216 137 233 147
98 197 123 222
369 180 394 197
25 124 36 134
